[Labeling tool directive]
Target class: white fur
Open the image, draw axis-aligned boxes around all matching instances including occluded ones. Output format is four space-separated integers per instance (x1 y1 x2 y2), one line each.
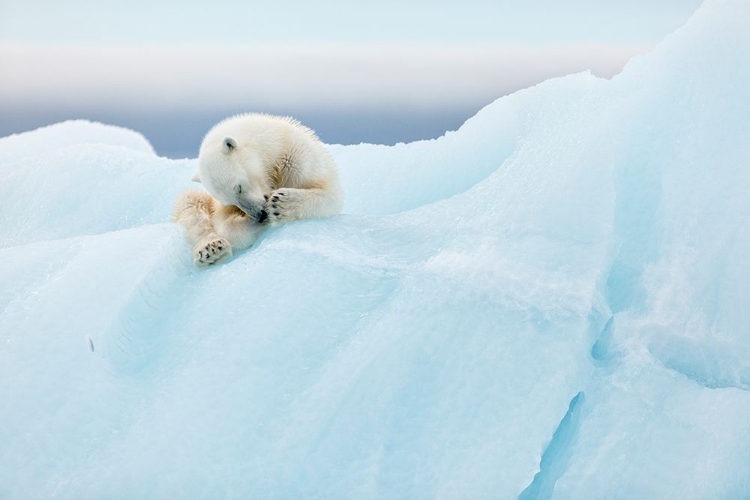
173 113 343 267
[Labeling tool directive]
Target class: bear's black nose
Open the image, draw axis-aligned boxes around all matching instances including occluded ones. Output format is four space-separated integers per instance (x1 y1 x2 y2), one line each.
257 210 268 223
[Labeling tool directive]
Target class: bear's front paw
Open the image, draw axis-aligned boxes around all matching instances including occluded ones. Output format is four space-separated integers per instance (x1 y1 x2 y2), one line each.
193 236 232 267
266 189 302 223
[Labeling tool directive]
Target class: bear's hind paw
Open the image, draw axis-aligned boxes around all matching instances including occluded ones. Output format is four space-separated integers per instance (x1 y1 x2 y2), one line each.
194 237 232 267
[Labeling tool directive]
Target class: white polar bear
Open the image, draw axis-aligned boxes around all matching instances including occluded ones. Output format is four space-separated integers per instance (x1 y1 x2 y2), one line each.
173 113 344 266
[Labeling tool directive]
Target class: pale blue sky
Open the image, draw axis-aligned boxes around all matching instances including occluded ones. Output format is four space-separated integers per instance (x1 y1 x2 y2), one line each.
0 0 705 156
1 0 701 45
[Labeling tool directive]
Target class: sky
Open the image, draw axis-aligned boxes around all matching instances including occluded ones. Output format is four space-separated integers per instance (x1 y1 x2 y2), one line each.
0 0 703 157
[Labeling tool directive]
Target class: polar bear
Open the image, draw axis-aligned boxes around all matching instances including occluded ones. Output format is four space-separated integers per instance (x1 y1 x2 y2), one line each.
173 113 343 266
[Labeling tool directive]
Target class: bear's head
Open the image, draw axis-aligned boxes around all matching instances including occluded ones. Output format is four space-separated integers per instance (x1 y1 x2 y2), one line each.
193 136 270 223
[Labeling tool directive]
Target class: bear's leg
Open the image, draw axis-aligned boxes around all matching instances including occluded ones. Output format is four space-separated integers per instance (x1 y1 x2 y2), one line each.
212 204 267 252
266 186 343 224
172 190 233 267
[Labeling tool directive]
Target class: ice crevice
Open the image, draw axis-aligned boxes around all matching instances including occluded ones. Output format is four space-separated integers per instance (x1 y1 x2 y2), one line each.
590 315 615 363
517 392 586 500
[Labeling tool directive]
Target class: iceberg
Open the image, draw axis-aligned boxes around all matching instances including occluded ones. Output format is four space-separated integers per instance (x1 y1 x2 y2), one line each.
1 0 749 498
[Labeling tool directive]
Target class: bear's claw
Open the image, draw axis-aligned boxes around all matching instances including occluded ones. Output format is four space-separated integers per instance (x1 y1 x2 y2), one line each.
267 189 301 223
194 236 232 267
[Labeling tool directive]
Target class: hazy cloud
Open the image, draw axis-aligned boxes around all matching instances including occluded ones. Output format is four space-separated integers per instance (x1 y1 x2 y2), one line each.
0 42 648 113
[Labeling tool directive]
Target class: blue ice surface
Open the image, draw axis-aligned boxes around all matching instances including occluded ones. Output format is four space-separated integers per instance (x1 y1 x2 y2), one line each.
2 1 750 498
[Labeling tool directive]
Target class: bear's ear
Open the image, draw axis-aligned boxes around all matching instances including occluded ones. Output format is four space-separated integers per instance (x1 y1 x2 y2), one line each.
222 136 238 155
191 171 201 183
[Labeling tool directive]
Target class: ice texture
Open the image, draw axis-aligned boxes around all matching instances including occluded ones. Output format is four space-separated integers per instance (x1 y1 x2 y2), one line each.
1 1 750 498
